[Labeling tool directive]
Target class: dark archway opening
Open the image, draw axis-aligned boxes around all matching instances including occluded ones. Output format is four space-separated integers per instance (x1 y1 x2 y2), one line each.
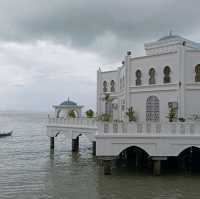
162 147 200 174
178 146 200 173
116 146 151 172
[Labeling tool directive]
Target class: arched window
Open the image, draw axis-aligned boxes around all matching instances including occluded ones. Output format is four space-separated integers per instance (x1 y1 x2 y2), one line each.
103 81 107 92
163 66 171 83
146 96 160 122
195 64 200 82
149 68 156 84
110 80 115 92
135 70 142 86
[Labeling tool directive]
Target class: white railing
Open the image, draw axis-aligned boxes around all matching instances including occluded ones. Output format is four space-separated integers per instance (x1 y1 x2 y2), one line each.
48 117 97 128
48 117 200 136
98 122 200 136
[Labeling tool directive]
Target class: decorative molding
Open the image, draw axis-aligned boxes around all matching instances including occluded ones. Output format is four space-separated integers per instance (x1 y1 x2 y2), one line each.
129 83 178 93
185 82 200 90
130 51 177 61
101 69 118 74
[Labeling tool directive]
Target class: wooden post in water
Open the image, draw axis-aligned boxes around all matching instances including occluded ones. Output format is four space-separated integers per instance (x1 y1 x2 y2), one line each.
50 137 54 150
153 160 161 176
103 159 112 175
72 136 79 152
152 157 167 176
92 141 96 156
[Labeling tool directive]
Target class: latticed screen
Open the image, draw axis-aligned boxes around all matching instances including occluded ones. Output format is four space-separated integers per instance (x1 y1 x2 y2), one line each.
146 96 160 122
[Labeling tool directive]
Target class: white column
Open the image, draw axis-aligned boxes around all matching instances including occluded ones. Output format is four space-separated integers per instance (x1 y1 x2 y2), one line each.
97 68 101 116
125 51 131 113
178 43 186 118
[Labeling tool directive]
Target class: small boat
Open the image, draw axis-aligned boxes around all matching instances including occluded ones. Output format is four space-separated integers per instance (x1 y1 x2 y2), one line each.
0 131 13 137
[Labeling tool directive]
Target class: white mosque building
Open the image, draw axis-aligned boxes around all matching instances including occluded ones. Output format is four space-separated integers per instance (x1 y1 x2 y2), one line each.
47 34 200 175
97 34 200 122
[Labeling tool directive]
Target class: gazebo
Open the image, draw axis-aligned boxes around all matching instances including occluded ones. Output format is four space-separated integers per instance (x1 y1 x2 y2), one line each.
53 98 83 118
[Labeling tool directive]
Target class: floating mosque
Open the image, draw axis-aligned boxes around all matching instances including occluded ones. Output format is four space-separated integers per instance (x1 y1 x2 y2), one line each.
47 34 200 175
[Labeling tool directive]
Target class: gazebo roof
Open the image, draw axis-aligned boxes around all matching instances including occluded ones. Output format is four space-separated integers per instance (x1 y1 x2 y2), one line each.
53 98 84 109
60 99 77 106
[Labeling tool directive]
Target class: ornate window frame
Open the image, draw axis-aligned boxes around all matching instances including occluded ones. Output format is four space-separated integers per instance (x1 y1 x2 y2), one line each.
146 96 160 122
110 80 115 92
103 81 108 92
149 68 156 85
195 64 200 82
135 69 142 86
163 66 171 83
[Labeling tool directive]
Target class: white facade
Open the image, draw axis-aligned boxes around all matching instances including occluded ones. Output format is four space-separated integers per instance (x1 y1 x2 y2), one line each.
47 35 200 162
97 35 200 122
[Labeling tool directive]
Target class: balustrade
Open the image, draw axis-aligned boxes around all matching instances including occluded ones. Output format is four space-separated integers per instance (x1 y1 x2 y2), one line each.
48 117 200 136
48 117 97 128
98 122 200 136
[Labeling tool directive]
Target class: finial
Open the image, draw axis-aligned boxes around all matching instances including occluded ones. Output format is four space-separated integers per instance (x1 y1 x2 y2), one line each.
169 29 173 36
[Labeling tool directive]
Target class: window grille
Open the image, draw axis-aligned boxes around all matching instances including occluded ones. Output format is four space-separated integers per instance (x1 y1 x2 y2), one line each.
146 96 160 122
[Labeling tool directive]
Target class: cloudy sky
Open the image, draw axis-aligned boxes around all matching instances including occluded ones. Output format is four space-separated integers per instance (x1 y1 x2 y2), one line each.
0 0 200 112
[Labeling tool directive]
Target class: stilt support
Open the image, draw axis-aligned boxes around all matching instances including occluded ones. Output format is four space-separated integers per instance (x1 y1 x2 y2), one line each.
50 137 54 150
72 136 79 152
92 141 96 156
103 159 112 175
152 156 167 176
153 160 161 176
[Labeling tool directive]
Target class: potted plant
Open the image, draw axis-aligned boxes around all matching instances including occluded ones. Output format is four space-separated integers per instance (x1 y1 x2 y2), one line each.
98 113 112 122
126 107 136 122
104 94 113 102
85 109 94 118
167 107 177 122
68 110 76 118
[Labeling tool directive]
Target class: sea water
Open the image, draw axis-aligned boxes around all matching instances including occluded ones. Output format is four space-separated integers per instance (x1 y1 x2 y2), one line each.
0 111 200 199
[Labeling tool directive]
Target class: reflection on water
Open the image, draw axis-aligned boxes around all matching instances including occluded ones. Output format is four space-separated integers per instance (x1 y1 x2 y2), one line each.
0 112 200 199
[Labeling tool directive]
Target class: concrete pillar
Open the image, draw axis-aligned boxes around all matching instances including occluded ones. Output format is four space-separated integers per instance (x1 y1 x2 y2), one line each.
153 160 161 176
50 137 54 150
152 157 167 176
103 159 112 175
72 136 79 152
92 141 96 156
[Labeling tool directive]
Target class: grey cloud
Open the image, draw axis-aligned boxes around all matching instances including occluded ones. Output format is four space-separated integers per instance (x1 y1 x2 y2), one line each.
1 0 200 111
0 0 200 58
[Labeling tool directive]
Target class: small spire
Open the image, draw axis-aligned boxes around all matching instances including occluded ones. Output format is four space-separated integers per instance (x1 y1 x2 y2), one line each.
68 97 70 102
169 29 173 36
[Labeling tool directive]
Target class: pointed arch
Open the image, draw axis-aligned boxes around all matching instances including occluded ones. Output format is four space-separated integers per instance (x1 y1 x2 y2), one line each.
103 81 108 92
146 96 160 122
195 64 200 82
110 80 115 92
135 69 142 86
149 68 156 84
163 66 171 83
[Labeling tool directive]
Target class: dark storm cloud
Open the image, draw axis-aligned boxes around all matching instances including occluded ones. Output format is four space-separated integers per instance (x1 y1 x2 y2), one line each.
0 0 200 58
1 0 200 111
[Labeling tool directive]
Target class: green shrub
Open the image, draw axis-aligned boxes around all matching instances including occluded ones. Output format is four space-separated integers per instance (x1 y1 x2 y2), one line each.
86 109 94 118
68 110 76 118
126 107 136 122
